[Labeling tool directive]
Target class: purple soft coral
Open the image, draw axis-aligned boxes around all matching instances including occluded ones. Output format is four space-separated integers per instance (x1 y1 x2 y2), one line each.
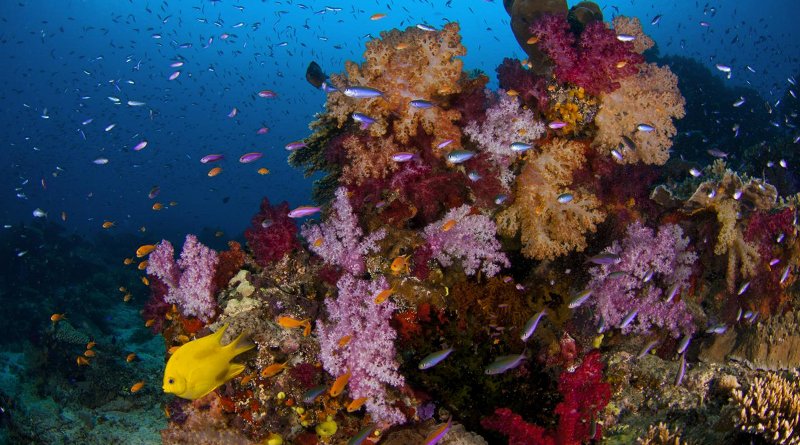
146 235 219 322
316 274 406 425
423 205 510 277
301 187 385 275
586 221 696 337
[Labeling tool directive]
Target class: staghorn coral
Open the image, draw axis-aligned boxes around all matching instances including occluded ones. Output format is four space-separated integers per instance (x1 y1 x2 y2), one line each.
612 16 654 54
324 22 466 150
586 221 697 337
422 205 510 277
463 93 546 184
594 63 686 165
496 138 605 260
730 372 800 445
635 422 693 445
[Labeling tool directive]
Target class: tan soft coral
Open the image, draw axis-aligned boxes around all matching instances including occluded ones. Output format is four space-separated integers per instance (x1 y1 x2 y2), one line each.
324 22 466 149
497 139 605 260
340 134 401 185
594 63 685 165
612 16 654 54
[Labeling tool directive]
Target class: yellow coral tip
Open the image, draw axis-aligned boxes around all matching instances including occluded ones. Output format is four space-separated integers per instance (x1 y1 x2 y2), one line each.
263 433 283 445
277 391 286 400
316 419 338 437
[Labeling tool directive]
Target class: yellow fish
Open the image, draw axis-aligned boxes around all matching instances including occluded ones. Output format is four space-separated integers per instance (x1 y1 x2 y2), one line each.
162 323 253 400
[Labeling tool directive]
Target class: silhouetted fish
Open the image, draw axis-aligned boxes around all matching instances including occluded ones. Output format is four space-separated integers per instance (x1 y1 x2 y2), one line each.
305 61 327 89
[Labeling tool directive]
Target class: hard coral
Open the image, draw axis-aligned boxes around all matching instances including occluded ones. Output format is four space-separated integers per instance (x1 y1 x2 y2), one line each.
244 197 299 267
730 372 800 445
593 63 686 165
316 274 406 425
529 14 643 95
325 22 466 150
496 138 605 260
586 221 696 337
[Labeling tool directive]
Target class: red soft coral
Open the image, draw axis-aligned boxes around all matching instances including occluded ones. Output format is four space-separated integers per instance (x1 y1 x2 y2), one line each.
482 408 552 445
244 198 299 267
213 241 245 290
530 14 643 95
496 58 550 110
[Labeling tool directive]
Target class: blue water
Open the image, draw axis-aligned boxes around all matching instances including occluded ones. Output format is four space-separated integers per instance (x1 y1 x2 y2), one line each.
2 0 796 240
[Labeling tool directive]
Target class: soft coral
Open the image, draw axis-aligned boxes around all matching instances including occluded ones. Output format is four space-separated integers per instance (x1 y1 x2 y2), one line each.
244 197 299 267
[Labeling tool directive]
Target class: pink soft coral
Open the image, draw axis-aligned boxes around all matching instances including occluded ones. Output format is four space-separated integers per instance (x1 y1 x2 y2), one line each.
244 197 300 267
530 14 643 95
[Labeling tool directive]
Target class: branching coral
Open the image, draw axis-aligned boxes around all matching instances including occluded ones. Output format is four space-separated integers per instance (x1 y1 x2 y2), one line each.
586 221 697 337
301 187 386 275
316 274 406 425
730 372 800 445
635 423 693 445
324 22 466 150
146 235 219 322
422 205 510 277
593 63 685 165
496 138 605 260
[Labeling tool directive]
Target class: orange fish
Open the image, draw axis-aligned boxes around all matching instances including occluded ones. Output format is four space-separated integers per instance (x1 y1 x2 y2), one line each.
141 276 150 286
240 373 255 385
86 341 96 350
123 293 132 302
277 316 312 336
373 286 395 304
313 237 324 248
346 397 368 412
123 258 133 265
167 345 180 354
176 334 190 344
76 356 90 366
137 261 148 271
257 167 270 175
330 371 351 397
261 362 288 378
370 13 386 20
84 349 96 357
441 219 457 232
119 286 127 292
208 167 222 177
126 353 137 363
526 36 539 45
337 335 352 348
50 313 66 324
390 255 410 275
136 244 157 257
130 381 145 393
616 60 627 69
152 202 163 211
145 318 155 327
102 221 115 229
395 42 409 50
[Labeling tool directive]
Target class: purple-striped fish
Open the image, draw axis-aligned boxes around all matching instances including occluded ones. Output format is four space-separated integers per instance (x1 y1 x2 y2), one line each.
288 206 321 218
200 154 224 164
239 152 263 163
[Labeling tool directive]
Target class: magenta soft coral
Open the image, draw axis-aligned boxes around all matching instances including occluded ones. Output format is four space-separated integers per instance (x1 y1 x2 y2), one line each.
482 351 610 445
530 14 643 95
244 197 300 267
496 58 550 110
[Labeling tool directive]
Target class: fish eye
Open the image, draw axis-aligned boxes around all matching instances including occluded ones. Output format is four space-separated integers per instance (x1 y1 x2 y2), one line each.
168 378 174 384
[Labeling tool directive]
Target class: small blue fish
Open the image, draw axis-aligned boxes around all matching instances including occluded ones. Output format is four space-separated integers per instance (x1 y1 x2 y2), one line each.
391 152 415 162
677 334 691 354
732 97 745 107
520 310 546 342
636 340 659 359
706 324 727 335
586 252 621 265
468 171 482 182
616 34 636 42
410 99 435 109
494 194 508 205
418 348 454 370
416 23 436 31
352 112 375 129
620 308 639 329
485 353 526 375
343 86 383 98
664 283 680 303
637 123 654 132
557 193 573 203
347 425 376 445
650 14 662 25
510 142 533 152
302 385 327 404
675 354 686 385
447 150 475 164
568 289 592 309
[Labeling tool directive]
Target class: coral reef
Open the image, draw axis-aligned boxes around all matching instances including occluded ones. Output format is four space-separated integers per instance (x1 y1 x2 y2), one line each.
244 197 300 267
635 423 693 445
496 138 605 260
